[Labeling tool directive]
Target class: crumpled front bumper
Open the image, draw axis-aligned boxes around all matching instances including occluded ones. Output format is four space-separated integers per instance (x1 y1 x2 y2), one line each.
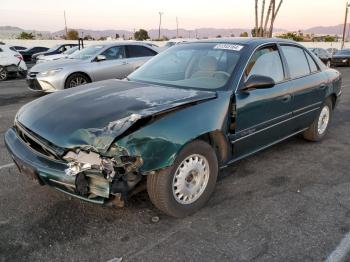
4 128 110 204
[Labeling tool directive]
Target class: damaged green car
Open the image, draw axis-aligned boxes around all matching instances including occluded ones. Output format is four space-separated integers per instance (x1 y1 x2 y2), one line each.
5 39 342 217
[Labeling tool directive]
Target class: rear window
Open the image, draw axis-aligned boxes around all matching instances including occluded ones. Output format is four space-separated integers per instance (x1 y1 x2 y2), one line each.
281 46 310 78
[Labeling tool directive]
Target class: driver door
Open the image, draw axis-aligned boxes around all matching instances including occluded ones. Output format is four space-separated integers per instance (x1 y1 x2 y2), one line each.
90 46 131 81
232 44 294 159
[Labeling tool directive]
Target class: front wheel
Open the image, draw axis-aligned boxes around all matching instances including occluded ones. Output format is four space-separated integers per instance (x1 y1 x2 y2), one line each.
147 140 218 218
303 99 332 141
65 73 90 89
0 66 8 81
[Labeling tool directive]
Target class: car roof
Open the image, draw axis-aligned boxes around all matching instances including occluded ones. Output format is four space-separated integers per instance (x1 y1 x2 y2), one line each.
193 37 301 48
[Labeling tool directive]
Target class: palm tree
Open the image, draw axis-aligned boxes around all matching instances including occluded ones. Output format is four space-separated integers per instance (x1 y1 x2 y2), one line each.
255 0 259 37
269 0 283 37
259 0 266 36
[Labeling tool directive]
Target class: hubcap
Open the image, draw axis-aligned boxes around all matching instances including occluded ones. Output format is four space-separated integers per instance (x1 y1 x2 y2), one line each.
172 154 210 205
0 67 7 80
327 61 331 68
69 76 87 88
318 105 330 135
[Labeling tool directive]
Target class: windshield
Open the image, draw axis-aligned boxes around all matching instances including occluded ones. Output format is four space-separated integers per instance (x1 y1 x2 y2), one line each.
64 46 79 55
47 44 61 52
335 49 350 55
68 45 104 60
129 43 242 90
165 42 176 47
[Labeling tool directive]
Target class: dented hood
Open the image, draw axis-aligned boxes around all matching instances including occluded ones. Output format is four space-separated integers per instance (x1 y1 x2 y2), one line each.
17 79 216 153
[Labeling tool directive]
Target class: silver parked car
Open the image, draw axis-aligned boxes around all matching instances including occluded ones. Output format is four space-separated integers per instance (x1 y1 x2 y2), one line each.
27 42 158 92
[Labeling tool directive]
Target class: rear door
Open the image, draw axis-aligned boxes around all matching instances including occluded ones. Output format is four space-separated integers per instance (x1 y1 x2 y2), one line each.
125 45 157 73
279 45 327 131
233 44 294 158
90 45 130 80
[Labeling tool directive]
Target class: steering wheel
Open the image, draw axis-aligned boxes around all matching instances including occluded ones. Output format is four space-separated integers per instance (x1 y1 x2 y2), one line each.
213 71 231 79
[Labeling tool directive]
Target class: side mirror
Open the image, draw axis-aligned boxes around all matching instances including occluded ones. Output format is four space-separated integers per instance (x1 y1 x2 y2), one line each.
95 55 106 62
241 75 275 91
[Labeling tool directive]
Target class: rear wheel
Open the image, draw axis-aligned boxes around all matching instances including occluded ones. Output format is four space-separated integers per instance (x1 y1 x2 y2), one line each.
0 66 8 81
147 140 218 218
303 99 332 141
65 73 90 89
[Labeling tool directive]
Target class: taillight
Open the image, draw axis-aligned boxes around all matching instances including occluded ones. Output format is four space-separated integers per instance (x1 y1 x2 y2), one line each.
14 54 23 61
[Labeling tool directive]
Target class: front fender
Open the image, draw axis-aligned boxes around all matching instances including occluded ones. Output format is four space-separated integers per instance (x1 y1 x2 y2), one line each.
115 91 232 172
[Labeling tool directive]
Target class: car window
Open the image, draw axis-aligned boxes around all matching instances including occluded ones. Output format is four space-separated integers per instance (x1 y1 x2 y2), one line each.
101 46 125 60
69 45 104 60
305 52 318 73
245 45 284 83
126 45 157 58
281 45 310 79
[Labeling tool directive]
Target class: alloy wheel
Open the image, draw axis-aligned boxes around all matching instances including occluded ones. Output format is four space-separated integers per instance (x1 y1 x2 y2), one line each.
69 76 88 88
0 67 7 81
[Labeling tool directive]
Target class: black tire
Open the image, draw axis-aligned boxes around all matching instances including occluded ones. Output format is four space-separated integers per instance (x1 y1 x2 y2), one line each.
65 73 90 89
303 98 333 142
147 140 218 218
0 66 8 81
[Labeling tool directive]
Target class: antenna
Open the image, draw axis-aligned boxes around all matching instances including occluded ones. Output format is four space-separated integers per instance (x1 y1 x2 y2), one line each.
64 10 68 38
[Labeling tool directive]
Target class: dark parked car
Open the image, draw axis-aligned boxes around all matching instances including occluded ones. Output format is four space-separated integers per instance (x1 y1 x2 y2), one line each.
308 48 332 67
327 48 338 56
331 49 350 67
31 44 78 62
20 46 49 62
5 38 342 217
12 46 27 51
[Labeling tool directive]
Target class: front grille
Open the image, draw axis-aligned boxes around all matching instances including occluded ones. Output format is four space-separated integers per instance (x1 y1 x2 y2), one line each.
15 122 65 160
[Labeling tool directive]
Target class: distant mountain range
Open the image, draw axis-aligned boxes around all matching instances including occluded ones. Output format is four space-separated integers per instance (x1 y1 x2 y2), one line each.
0 24 348 40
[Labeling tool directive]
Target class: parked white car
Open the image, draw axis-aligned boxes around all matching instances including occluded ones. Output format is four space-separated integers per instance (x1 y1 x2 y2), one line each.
0 44 27 81
162 38 197 50
36 46 80 64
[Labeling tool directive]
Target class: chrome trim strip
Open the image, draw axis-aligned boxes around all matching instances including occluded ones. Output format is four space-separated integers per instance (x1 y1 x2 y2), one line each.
293 101 322 114
232 107 320 143
237 111 292 135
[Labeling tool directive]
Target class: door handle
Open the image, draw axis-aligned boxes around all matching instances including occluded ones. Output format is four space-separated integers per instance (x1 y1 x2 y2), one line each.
281 94 292 103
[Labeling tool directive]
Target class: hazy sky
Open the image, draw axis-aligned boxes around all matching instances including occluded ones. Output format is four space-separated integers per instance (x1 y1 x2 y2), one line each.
0 0 348 32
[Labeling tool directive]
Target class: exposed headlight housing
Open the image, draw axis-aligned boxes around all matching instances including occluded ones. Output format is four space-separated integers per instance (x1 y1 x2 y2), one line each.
39 68 63 77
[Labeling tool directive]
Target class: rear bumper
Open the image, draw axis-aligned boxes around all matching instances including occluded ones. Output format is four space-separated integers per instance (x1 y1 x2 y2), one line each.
4 128 108 204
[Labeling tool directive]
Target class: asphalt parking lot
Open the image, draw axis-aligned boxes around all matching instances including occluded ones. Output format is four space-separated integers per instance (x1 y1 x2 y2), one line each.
0 68 350 262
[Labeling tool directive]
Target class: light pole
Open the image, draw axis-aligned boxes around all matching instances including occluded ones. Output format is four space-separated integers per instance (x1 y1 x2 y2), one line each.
176 17 179 38
158 12 163 40
341 2 350 49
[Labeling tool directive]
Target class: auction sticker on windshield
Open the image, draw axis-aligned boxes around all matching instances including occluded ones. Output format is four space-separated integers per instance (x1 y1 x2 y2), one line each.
213 44 244 51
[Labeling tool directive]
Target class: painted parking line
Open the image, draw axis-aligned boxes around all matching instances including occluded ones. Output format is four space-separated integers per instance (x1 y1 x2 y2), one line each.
0 163 14 170
326 232 350 262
